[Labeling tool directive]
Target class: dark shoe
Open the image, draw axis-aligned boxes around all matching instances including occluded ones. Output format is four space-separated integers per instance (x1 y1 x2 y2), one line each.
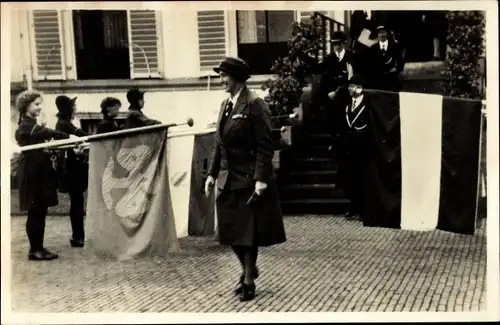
28 249 58 261
28 251 47 261
239 283 256 302
344 211 355 219
41 248 59 260
235 267 259 295
70 238 85 248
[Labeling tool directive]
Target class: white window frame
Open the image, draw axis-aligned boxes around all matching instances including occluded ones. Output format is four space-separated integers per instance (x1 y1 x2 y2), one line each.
154 10 165 79
28 9 67 81
61 10 77 80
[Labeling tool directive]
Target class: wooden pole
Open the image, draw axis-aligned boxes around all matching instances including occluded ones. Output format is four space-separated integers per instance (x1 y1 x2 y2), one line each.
15 118 194 153
474 103 486 231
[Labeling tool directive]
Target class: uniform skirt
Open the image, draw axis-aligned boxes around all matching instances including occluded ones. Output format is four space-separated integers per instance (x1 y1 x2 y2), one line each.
216 182 286 247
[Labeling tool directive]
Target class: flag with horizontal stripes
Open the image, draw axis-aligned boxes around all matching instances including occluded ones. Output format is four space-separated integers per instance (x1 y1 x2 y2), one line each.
87 129 180 260
363 90 483 235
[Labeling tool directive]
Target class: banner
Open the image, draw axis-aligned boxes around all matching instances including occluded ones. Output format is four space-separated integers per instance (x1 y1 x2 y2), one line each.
86 130 180 260
188 133 216 236
363 91 482 235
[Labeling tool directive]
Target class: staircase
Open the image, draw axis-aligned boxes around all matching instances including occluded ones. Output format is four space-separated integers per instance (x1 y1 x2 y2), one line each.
277 108 350 215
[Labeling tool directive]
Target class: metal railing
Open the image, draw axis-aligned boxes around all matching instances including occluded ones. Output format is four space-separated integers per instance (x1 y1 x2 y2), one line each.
312 12 347 61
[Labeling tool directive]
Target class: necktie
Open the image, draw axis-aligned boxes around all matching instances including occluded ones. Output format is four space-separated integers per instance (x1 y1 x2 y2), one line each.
220 101 234 132
225 101 234 117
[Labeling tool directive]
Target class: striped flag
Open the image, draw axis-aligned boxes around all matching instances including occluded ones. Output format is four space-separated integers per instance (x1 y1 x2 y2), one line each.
188 133 217 237
363 90 484 235
164 129 217 238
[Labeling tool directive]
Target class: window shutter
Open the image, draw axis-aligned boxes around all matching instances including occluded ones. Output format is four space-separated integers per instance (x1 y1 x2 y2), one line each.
128 10 161 78
31 10 65 80
197 11 227 73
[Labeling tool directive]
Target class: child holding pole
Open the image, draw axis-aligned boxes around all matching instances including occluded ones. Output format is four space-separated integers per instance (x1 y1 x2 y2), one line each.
15 90 70 261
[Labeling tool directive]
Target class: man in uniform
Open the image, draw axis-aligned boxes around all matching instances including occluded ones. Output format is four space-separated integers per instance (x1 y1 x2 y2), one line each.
335 74 371 220
367 24 405 92
123 88 161 129
317 31 355 146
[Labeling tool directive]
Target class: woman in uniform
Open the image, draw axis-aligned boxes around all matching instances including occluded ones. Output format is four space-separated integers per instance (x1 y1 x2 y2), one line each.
204 57 286 302
55 95 89 248
15 90 70 260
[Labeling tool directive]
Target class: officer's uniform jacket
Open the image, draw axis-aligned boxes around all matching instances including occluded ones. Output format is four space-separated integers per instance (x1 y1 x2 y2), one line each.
208 86 286 247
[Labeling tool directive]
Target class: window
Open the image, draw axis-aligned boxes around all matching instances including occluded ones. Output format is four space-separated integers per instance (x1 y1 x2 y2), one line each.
30 10 65 80
197 11 227 73
236 10 295 75
72 10 130 79
30 9 161 81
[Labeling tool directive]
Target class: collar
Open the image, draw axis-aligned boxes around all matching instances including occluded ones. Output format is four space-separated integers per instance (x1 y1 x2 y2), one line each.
379 40 389 49
128 105 143 111
20 115 37 124
352 95 364 108
336 49 346 61
229 87 244 105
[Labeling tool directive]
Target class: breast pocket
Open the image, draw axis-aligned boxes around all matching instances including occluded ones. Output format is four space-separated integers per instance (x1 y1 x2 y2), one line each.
227 115 252 144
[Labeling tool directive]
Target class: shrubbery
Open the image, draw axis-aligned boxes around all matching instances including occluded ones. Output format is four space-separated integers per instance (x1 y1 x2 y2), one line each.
262 16 324 116
442 11 486 99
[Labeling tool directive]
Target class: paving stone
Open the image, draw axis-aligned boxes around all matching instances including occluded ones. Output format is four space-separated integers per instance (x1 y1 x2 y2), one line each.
8 215 487 312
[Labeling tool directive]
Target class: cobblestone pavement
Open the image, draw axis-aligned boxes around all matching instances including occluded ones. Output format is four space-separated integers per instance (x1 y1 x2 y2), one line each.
8 215 486 313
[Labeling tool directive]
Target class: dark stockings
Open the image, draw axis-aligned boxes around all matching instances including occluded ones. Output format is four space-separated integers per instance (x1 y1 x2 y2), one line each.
231 245 246 273
26 203 48 252
232 245 259 285
68 191 85 240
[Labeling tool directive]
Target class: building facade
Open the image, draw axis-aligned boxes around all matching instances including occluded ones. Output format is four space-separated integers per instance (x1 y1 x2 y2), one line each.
10 9 347 131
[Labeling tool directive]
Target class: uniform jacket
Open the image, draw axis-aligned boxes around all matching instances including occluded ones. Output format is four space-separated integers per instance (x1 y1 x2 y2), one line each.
208 86 286 247
96 118 122 134
363 40 404 91
15 116 70 210
209 86 276 192
123 107 162 129
55 119 89 193
337 93 371 154
335 93 372 194
319 50 355 96
369 41 404 78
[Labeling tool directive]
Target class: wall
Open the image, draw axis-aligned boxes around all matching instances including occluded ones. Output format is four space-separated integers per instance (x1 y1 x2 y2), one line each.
10 10 24 83
160 10 201 79
32 86 267 133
